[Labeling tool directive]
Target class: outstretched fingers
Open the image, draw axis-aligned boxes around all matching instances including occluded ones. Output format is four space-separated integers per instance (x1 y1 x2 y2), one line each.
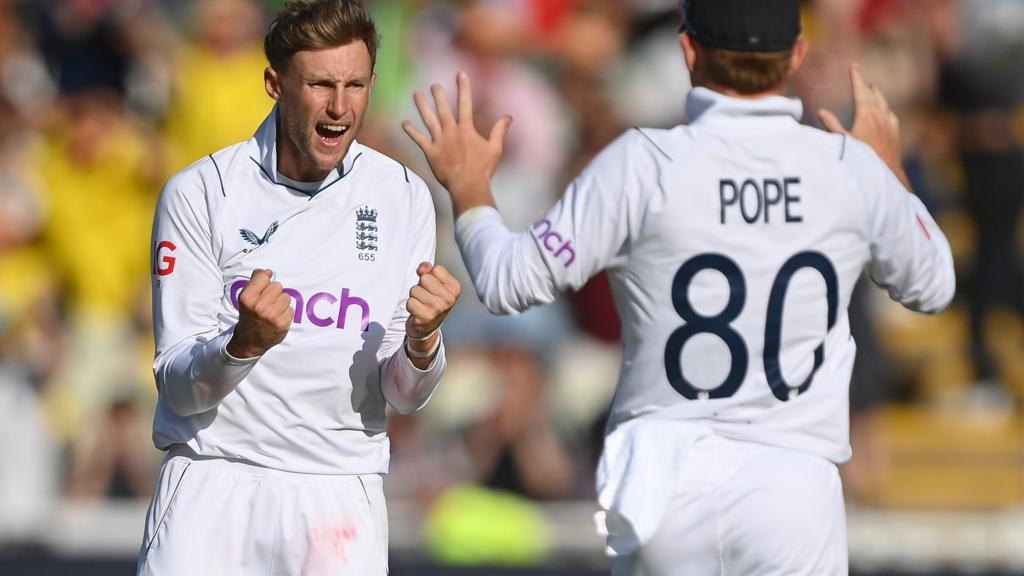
817 108 847 134
829 63 898 135
870 84 898 126
412 90 442 140
402 120 432 152
402 73 510 205
431 83 456 128
488 115 513 151
850 64 873 117
456 72 474 125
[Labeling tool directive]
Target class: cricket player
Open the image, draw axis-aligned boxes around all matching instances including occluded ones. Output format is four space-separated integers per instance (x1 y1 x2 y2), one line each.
404 0 955 573
138 1 460 574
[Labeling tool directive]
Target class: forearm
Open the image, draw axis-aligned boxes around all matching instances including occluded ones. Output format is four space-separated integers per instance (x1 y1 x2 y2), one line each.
449 180 497 220
380 337 446 414
455 206 560 315
155 327 259 417
851 141 956 315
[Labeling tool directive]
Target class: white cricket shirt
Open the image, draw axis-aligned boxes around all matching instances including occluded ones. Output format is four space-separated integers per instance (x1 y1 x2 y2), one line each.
150 108 445 475
456 87 955 464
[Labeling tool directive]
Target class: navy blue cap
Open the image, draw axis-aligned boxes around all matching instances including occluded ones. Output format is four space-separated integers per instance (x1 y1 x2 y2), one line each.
682 0 801 53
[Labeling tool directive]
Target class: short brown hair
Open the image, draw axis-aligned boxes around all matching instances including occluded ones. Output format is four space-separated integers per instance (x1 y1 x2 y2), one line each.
264 0 380 72
698 43 793 95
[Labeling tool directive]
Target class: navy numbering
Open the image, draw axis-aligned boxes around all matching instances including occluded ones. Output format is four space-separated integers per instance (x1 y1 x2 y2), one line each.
663 251 838 401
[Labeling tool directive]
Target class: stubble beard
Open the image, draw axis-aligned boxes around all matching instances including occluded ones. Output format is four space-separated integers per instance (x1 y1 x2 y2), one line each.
283 110 353 178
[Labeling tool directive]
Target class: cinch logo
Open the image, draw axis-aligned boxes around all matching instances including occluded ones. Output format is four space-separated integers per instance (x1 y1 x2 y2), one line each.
229 280 371 332
154 241 176 276
531 219 576 267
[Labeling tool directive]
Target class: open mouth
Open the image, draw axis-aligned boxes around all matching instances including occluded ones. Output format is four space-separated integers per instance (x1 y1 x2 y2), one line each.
315 123 349 145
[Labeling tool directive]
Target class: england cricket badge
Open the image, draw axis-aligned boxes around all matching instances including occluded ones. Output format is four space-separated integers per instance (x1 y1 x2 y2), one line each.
356 206 378 262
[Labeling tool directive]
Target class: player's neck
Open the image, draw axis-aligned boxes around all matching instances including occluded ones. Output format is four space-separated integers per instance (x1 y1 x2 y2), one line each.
700 81 787 100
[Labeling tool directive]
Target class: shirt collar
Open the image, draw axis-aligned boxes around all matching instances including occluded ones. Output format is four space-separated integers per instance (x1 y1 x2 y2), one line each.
685 87 804 133
252 105 361 188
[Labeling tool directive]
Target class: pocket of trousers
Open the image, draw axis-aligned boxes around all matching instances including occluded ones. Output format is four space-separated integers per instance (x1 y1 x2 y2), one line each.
140 456 193 561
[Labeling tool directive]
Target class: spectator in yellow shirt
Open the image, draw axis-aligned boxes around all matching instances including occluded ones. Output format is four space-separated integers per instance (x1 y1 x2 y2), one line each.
162 0 272 172
31 89 159 498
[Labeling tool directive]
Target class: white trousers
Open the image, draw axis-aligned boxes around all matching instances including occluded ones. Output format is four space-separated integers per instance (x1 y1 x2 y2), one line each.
137 448 388 576
609 434 847 576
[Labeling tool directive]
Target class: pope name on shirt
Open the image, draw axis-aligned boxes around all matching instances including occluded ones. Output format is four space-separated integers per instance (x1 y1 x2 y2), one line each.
719 176 803 225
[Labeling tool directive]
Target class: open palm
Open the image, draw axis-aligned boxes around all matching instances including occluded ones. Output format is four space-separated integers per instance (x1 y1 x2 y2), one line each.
403 73 512 216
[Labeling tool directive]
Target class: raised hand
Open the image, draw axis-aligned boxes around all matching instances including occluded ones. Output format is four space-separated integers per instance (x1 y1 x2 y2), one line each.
402 72 512 217
405 262 461 363
818 64 910 189
226 269 294 359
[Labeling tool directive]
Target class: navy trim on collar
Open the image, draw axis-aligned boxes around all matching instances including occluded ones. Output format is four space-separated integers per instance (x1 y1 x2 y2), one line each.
249 153 363 198
250 105 364 196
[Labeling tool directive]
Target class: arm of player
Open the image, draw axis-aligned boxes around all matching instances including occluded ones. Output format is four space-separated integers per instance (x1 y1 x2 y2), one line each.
152 170 269 417
404 73 644 315
821 64 955 312
850 142 955 313
378 192 457 414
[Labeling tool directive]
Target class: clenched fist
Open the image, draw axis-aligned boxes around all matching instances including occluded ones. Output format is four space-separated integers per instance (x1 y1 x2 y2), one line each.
226 269 294 359
405 262 461 363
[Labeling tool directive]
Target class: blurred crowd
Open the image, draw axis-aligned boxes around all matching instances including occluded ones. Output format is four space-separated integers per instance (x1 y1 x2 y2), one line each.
0 0 1022 566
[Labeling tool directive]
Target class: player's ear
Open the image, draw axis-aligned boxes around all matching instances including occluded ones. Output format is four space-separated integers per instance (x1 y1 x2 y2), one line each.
265 66 282 101
788 38 809 76
370 72 377 93
680 32 698 75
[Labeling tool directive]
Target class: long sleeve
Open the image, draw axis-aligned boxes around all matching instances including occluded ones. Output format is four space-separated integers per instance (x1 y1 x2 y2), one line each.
455 130 651 315
151 166 257 417
847 139 956 313
378 180 446 414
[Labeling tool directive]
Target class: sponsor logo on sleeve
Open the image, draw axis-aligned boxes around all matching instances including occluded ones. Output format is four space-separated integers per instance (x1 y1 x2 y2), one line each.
154 240 177 277
532 219 576 267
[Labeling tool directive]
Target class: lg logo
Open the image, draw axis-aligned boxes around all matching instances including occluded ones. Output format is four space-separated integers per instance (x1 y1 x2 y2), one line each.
154 241 176 276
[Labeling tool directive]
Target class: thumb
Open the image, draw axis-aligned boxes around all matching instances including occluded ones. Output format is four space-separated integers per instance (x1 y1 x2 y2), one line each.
488 115 513 149
250 268 274 283
416 262 433 277
817 109 847 135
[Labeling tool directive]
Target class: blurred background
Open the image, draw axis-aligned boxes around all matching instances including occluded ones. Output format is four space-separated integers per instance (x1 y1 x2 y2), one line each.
0 0 1021 574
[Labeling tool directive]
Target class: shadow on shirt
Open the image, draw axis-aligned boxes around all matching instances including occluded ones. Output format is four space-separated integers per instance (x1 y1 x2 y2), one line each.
348 321 387 437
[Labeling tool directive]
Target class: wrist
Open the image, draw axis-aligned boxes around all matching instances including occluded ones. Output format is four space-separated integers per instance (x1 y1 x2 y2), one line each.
225 336 264 359
406 326 440 342
405 330 441 359
896 172 912 192
449 181 496 218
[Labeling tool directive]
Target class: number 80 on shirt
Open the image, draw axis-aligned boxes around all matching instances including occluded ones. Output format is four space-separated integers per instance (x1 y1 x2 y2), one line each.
663 251 838 402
